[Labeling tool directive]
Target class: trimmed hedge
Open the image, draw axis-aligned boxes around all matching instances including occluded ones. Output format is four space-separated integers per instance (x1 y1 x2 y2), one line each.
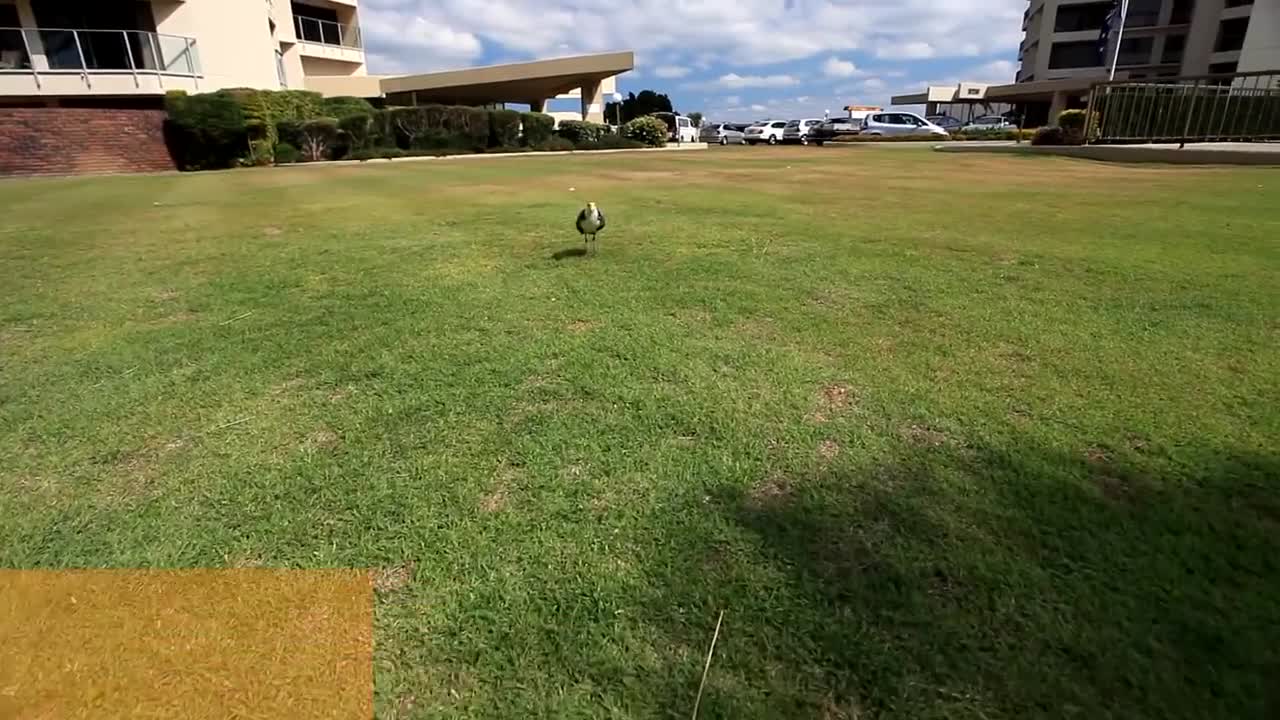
521 112 554 146
575 135 646 151
164 89 652 169
1031 126 1067 145
621 116 668 147
556 120 609 144
490 109 522 148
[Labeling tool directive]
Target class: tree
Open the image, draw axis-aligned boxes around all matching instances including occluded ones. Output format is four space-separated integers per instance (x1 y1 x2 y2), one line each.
687 112 703 128
604 90 675 124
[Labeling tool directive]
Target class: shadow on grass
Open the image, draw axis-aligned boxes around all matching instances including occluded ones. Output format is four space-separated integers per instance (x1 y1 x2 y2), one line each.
551 247 588 261
647 438 1280 718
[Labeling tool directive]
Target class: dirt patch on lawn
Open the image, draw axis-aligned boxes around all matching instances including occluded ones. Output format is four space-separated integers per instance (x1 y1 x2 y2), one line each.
373 563 414 594
809 383 855 423
566 319 596 333
748 472 794 507
817 439 841 462
901 424 950 447
302 428 341 452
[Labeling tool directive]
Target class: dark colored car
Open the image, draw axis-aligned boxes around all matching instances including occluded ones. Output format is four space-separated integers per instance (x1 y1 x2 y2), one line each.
926 115 965 132
808 117 862 145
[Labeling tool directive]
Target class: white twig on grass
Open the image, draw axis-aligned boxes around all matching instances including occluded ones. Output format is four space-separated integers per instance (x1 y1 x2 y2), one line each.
207 416 254 432
219 311 255 325
691 610 725 720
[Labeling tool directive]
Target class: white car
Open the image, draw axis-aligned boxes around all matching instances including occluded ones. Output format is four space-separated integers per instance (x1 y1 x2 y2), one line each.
860 111 949 137
782 118 824 144
744 120 787 145
651 112 700 143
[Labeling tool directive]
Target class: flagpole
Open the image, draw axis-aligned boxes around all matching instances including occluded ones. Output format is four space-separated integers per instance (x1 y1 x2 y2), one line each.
1108 0 1130 80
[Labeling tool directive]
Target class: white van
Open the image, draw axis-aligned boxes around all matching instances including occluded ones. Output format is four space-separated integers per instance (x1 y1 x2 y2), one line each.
652 112 700 143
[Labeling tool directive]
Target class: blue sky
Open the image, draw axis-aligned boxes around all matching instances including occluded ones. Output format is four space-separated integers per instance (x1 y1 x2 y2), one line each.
360 0 1026 120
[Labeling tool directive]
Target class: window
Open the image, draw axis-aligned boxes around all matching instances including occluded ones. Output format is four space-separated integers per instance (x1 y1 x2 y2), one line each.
1162 34 1186 64
1209 61 1238 74
1049 40 1102 69
1117 36 1154 65
1170 0 1194 24
1053 1 1112 32
0 3 31 70
1125 0 1163 27
871 114 888 123
1224 0 1252 7
770 121 786 128
785 120 800 128
894 114 923 126
1215 17 1250 52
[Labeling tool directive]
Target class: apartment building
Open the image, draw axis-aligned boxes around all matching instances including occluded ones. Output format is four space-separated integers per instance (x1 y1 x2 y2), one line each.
1017 0 1279 83
0 0 365 102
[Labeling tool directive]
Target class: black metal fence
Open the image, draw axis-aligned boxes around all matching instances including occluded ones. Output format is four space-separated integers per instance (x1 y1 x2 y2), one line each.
1083 70 1280 144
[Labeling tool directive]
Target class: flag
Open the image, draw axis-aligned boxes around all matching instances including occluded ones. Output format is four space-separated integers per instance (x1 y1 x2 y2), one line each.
1097 0 1120 63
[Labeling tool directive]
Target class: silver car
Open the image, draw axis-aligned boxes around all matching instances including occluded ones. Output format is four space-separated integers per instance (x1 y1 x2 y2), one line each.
860 111 949 137
699 122 745 145
962 115 1015 132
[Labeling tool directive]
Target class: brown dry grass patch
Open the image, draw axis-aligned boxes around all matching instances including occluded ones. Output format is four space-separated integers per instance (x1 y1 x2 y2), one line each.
901 424 950 447
373 563 414 594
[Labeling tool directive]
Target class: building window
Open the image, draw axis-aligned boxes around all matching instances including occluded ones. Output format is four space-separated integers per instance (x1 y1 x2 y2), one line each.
1170 0 1195 24
1223 0 1252 7
1125 0 1163 28
1161 34 1186 64
1053 1 1112 32
1049 40 1102 69
1117 37 1154 65
1209 61 1238 75
1214 17 1250 52
276 49 287 87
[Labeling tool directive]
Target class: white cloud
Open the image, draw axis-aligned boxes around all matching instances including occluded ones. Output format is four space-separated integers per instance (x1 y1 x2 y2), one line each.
654 65 691 79
877 41 936 60
822 56 862 78
361 0 1026 71
749 103 768 112
691 72 800 90
723 95 742 106
861 77 886 91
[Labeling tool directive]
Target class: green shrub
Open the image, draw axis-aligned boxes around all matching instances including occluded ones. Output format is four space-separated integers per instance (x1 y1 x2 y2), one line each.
1031 126 1066 146
349 147 407 160
267 90 324 121
537 136 576 152
322 96 375 118
298 118 340 161
621 116 668 147
1057 109 1087 131
574 135 645 151
445 106 490 150
338 113 374 155
164 90 248 170
556 120 608 144
489 109 522 148
520 112 554 146
246 139 275 166
273 142 301 164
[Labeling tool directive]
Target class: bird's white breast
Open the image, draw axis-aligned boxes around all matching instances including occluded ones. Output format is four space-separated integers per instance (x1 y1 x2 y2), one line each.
581 210 602 232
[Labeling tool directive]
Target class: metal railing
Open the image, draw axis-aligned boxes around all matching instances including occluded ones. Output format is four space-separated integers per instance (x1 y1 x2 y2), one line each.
293 16 362 49
1084 70 1280 144
0 27 199 90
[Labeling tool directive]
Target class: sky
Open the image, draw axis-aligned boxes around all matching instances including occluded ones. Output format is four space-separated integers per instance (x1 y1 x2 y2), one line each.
359 0 1027 121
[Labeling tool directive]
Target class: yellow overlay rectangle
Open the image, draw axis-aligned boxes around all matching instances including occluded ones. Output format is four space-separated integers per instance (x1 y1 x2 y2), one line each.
1 569 373 719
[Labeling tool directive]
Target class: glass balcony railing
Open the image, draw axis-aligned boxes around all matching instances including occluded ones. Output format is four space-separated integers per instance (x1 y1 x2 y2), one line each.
293 16 361 50
0 27 199 78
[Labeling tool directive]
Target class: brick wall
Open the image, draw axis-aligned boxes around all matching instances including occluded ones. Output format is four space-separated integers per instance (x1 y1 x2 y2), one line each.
0 108 176 177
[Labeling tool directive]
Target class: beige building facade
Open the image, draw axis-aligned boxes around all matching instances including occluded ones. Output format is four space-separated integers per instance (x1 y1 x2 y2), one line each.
0 0 366 101
0 0 630 122
1017 0 1277 83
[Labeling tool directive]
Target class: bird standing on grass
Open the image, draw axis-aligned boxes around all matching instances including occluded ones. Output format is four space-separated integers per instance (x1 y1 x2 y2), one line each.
576 201 606 254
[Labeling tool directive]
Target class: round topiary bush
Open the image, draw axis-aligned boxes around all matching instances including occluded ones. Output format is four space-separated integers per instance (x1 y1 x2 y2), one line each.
1030 126 1066 146
621 116 668 147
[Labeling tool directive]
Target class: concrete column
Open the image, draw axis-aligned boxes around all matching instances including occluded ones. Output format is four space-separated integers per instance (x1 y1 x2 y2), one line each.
1048 91 1068 124
579 78 603 123
14 0 49 70
925 101 938 116
529 98 547 113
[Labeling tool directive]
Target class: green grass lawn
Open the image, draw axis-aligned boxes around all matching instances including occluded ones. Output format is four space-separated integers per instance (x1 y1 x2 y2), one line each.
2 146 1278 718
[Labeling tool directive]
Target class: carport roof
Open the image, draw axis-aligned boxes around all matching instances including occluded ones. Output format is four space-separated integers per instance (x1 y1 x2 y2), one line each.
306 52 634 103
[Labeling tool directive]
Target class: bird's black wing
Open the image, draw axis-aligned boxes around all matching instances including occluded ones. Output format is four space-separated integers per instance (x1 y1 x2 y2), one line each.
596 208 606 232
575 208 588 234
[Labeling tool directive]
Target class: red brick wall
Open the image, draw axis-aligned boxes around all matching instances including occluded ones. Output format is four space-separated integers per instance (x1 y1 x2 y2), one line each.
0 108 176 176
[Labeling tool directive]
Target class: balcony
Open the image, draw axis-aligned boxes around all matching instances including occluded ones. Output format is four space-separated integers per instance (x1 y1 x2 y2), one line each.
292 15 363 66
0 27 200 97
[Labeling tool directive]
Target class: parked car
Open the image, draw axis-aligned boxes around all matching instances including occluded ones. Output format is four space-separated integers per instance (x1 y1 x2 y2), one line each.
782 118 824 144
860 112 949 137
651 112 700 143
809 117 862 145
699 122 746 145
744 120 788 145
926 115 964 132
962 115 1015 132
